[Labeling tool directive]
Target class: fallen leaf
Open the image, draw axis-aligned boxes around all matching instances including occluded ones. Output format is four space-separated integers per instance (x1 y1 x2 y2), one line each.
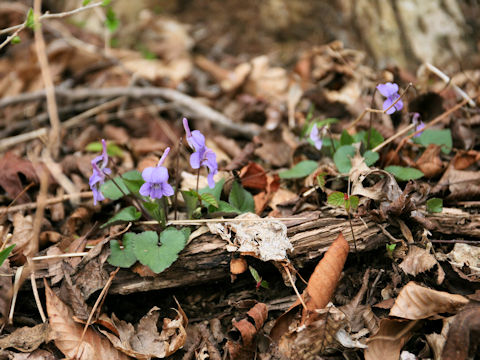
364 319 415 360
99 305 187 359
389 282 469 320
227 303 268 360
45 280 130 360
278 304 347 359
452 150 480 170
270 233 349 341
302 232 350 323
0 151 38 203
399 245 443 281
230 257 248 275
0 323 50 352
8 212 35 262
416 144 444 178
442 304 480 360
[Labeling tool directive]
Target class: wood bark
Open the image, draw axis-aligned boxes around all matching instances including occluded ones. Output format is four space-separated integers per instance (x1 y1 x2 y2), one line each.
107 208 479 295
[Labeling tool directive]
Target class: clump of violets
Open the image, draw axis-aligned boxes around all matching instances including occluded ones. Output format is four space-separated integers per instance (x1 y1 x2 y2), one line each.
139 147 174 199
412 112 425 138
89 139 111 205
183 118 218 188
377 82 403 115
310 124 325 150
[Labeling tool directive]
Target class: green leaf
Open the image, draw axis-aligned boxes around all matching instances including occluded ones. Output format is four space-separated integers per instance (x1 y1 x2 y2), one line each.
201 193 218 208
101 206 141 228
413 129 452 154
85 141 123 157
316 173 326 189
0 244 15 267
181 190 199 219
260 280 269 289
82 0 92 5
102 0 112 6
384 166 424 181
11 36 21 44
347 195 359 211
143 201 162 222
340 130 354 146
363 150 379 167
328 192 345 207
121 170 144 194
279 160 318 179
105 8 119 33
386 243 396 253
107 236 137 268
355 129 384 149
133 228 187 274
229 181 255 213
199 178 224 202
217 201 241 214
249 266 261 283
100 176 129 200
25 8 35 29
333 145 355 173
426 198 443 213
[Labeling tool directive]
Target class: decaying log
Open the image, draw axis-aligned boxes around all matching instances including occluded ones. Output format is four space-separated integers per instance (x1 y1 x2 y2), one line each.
109 211 387 295
108 207 480 295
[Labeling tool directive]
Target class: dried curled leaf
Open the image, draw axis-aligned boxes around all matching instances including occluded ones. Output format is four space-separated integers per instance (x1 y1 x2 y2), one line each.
99 305 187 359
389 282 469 320
364 319 415 360
227 303 268 360
45 280 130 360
278 305 347 359
0 323 50 352
270 233 349 341
303 232 349 322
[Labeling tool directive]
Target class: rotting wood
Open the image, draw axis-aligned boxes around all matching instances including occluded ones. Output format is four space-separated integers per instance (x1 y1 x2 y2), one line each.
108 212 386 295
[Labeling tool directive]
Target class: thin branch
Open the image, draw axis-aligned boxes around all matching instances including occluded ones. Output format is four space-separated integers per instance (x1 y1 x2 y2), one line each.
0 1 103 48
424 63 476 107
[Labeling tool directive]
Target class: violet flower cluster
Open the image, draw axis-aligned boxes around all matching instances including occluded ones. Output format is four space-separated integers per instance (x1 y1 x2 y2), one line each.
89 139 111 205
139 147 174 199
183 118 218 188
377 82 403 115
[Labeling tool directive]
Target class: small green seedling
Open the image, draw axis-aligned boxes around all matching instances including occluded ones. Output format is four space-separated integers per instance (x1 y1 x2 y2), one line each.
249 266 269 290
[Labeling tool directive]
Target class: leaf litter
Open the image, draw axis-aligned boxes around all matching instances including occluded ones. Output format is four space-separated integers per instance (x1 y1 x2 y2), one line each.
0 2 479 359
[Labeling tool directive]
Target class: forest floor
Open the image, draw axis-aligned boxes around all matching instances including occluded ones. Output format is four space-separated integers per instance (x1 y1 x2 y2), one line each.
0 2 479 360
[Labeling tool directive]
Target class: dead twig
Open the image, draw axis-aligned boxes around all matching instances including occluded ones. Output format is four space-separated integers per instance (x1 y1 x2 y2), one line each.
33 0 61 158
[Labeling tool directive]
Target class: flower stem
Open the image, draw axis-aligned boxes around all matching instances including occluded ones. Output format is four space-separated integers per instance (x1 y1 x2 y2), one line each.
173 138 182 221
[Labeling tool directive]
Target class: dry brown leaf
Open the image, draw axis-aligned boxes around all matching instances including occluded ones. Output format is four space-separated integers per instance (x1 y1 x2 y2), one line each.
399 245 439 277
416 144 444 178
453 150 480 170
0 152 38 203
8 212 35 262
0 323 50 352
302 232 349 323
45 280 130 360
278 305 347 359
440 243 480 279
442 304 480 360
389 282 469 320
99 305 187 359
364 319 415 360
227 303 268 360
425 332 446 360
3 348 56 359
270 233 349 341
433 164 480 200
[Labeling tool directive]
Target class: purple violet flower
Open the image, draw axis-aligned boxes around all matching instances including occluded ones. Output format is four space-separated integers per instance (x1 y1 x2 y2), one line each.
183 118 218 188
89 139 111 205
377 82 403 115
412 113 425 138
310 124 323 150
139 147 174 199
